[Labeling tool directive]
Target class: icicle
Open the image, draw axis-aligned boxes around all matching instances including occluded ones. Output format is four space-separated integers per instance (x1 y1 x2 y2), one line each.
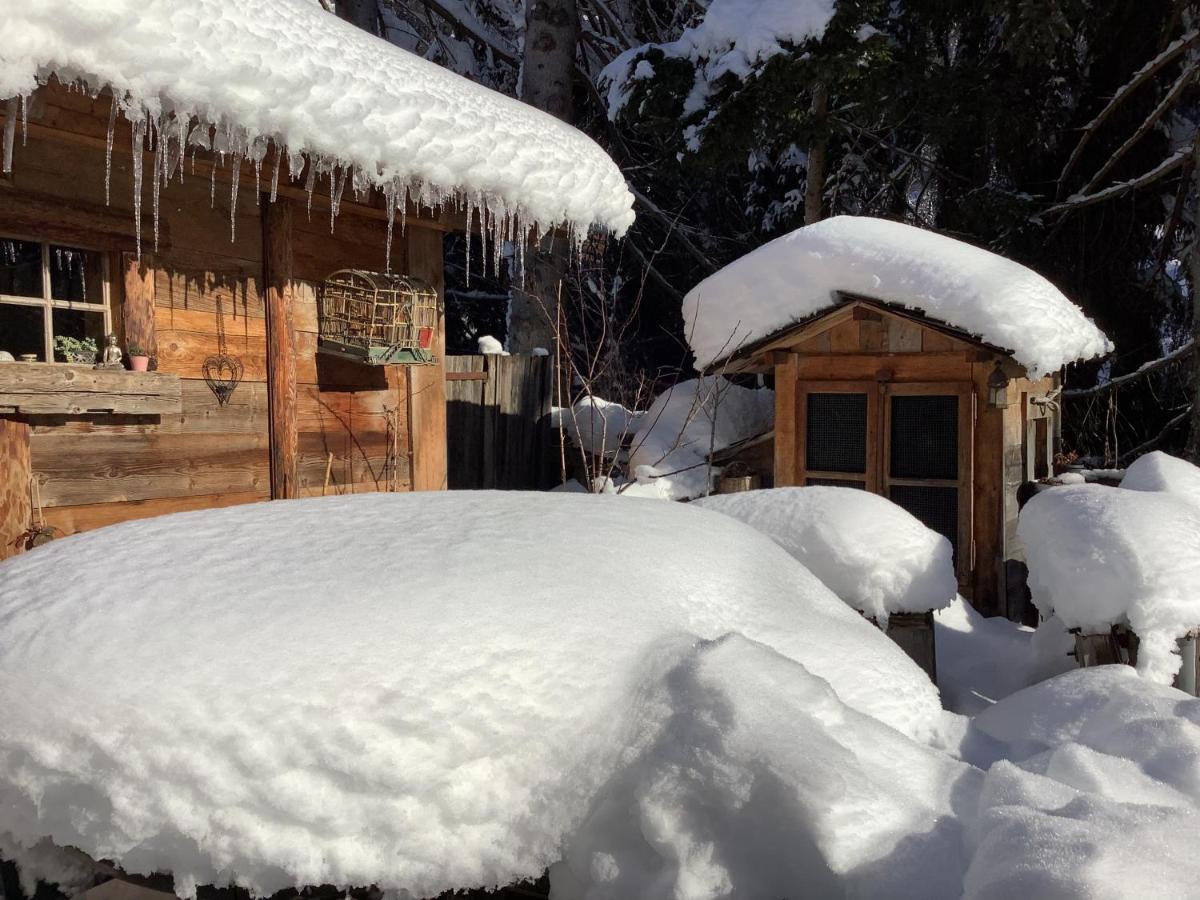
229 152 242 243
151 135 162 252
464 194 474 286
304 157 317 220
270 143 282 203
400 183 408 235
3 98 17 173
131 116 146 259
19 94 27 146
384 182 397 274
210 162 216 207
105 102 118 203
329 164 347 232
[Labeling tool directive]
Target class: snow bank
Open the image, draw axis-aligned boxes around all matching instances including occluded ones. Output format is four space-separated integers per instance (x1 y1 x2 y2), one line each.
552 397 644 457
1 0 634 248
964 667 1200 899
683 216 1112 375
602 0 837 124
476 334 509 355
693 487 956 621
621 377 773 500
0 492 942 898
1018 484 1200 682
1122 450 1200 509
935 600 1036 715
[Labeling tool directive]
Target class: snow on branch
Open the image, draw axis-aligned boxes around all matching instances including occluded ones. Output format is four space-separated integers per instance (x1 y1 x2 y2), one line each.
1043 149 1190 218
1063 339 1195 398
1057 28 1199 192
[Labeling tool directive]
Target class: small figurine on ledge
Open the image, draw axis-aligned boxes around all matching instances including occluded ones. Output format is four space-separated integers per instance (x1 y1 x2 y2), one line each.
98 333 124 369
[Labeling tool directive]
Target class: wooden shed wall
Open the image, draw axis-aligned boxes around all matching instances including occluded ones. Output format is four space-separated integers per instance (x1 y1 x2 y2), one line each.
1 85 447 544
767 308 1053 616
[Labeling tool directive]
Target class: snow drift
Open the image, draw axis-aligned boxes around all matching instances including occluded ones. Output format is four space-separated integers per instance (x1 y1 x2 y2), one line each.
1122 450 1200 509
693 487 956 622
682 216 1111 375
0 492 941 898
0 0 635 249
1018 483 1200 682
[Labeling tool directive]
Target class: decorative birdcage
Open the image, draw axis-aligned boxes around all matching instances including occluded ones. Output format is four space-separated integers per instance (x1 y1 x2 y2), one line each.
318 270 439 365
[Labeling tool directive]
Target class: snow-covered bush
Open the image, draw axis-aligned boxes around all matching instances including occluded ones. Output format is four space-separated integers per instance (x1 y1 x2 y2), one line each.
552 397 644 457
1017 483 1200 682
1121 450 1200 509
0 492 940 899
694 487 955 622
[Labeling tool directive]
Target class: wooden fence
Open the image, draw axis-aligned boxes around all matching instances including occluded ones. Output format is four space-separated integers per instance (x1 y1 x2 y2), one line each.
445 354 554 490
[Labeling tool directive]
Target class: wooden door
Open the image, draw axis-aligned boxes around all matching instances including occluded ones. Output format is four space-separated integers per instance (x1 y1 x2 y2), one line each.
795 380 974 579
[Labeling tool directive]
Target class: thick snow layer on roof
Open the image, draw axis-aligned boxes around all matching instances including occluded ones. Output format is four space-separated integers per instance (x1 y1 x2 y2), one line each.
621 376 774 500
0 492 943 898
0 0 634 237
1122 450 1200 509
693 487 956 621
683 216 1112 375
1017 484 1200 682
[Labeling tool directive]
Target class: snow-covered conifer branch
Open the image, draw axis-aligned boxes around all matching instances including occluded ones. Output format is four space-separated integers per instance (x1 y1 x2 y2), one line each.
1044 149 1190 217
1063 339 1195 398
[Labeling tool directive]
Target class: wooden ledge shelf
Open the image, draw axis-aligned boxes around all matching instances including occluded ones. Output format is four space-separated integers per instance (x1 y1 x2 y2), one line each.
0 363 182 416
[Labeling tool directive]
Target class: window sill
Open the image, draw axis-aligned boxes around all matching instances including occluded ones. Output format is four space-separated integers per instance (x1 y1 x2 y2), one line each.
0 363 181 416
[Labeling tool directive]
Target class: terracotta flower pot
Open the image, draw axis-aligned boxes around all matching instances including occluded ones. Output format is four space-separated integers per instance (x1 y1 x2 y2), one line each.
130 356 150 372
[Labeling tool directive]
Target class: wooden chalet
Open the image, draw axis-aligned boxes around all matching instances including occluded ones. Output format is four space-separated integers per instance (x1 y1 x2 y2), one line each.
0 6 632 561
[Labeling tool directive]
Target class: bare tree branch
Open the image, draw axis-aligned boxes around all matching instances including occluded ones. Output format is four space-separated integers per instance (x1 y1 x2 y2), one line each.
1063 339 1195 398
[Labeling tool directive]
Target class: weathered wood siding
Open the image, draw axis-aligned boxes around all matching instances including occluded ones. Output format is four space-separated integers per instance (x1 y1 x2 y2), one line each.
2 85 446 541
0 420 32 560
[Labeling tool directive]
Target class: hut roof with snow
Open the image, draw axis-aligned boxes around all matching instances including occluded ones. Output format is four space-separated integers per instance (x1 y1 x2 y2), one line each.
684 216 1110 376
1 0 635 238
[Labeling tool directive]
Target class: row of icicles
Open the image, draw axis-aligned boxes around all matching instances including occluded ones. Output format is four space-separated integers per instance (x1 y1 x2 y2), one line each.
2 81 595 281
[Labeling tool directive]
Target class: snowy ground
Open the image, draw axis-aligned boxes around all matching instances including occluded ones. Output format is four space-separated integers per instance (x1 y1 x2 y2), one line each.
1 489 1199 899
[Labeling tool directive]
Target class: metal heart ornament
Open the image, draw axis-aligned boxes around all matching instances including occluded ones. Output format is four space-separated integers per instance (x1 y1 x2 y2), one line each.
202 354 244 406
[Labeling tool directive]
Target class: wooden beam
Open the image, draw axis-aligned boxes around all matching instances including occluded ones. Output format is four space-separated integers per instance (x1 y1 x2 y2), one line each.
773 354 798 486
0 419 31 560
406 227 448 491
0 364 180 415
264 198 298 499
122 253 158 359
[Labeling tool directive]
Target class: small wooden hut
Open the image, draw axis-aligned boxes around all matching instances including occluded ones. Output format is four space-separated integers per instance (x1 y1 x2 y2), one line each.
0 2 632 560
686 217 1111 618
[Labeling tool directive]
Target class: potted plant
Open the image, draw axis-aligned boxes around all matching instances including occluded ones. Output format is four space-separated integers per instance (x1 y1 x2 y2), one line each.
53 335 98 364
127 344 151 372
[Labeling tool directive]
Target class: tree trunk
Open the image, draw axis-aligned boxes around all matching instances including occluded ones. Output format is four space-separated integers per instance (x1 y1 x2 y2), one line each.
520 0 578 122
1187 138 1200 463
804 83 829 226
336 0 378 35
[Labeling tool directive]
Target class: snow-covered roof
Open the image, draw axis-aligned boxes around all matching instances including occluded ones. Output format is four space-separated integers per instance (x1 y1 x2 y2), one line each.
684 216 1112 376
0 0 635 237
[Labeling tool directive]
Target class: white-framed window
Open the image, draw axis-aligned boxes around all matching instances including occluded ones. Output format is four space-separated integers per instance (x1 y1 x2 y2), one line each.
0 236 111 363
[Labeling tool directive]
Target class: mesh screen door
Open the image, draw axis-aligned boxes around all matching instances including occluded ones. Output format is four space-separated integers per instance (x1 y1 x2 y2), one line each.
796 383 879 490
883 385 973 575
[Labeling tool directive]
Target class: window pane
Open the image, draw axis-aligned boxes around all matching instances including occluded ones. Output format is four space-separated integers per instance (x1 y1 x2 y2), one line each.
0 303 48 360
890 395 958 480
806 392 868 473
806 478 867 489
52 308 106 363
0 239 44 298
50 246 105 303
890 484 959 554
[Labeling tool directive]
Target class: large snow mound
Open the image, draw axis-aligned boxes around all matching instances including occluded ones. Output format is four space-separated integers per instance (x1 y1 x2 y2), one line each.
1122 450 1200 509
0 492 942 898
1018 484 1200 683
683 216 1111 375
620 377 774 500
693 487 955 621
0 0 634 237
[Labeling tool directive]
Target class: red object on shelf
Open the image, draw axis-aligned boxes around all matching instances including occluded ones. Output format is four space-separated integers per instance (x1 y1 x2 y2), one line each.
417 327 434 350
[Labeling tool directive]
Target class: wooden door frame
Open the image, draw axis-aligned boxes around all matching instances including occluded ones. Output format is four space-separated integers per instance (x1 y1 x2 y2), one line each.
879 382 975 582
794 380 880 491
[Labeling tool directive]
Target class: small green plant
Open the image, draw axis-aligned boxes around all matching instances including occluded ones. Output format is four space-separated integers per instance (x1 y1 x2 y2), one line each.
127 344 149 357
54 335 98 363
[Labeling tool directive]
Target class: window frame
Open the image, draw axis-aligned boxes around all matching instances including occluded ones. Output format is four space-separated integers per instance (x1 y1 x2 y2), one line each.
0 234 112 363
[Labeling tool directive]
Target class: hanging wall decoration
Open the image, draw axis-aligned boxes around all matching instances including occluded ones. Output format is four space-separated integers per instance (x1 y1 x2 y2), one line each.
202 296 244 406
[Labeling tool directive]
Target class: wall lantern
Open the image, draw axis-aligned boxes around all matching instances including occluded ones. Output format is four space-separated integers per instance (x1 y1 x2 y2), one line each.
987 361 1010 409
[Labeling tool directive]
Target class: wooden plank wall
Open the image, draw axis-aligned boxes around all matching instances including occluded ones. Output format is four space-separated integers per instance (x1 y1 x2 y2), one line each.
446 355 553 490
0 421 31 560
3 85 446 540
